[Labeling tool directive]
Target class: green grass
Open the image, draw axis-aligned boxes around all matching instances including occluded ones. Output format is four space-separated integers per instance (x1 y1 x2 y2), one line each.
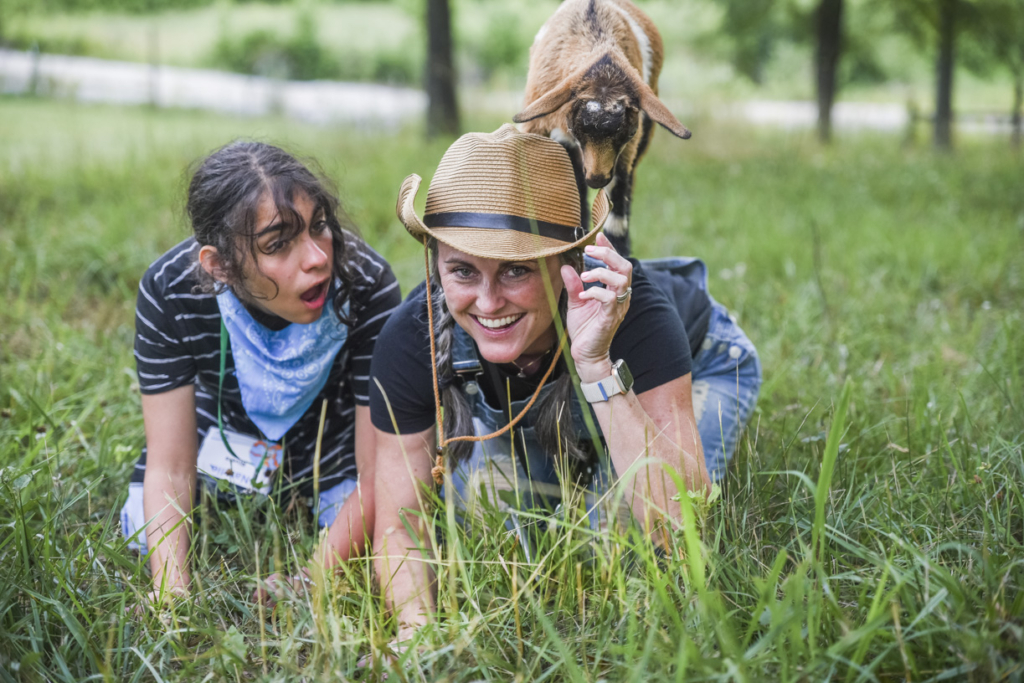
1 97 1022 680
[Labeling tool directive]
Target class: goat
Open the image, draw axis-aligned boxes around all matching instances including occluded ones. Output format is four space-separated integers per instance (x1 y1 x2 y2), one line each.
513 0 690 256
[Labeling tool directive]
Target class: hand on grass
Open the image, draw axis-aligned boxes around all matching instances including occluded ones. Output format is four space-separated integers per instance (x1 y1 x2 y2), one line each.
253 568 312 606
133 585 189 616
356 638 415 678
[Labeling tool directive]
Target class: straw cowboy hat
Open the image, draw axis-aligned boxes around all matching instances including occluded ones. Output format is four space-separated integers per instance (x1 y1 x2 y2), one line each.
396 124 610 261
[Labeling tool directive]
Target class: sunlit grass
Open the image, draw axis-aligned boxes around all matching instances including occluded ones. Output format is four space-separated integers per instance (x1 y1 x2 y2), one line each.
1 98 1022 680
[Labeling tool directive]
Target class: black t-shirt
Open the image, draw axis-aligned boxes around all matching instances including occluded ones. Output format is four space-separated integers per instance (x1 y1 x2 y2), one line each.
132 236 401 494
369 259 706 435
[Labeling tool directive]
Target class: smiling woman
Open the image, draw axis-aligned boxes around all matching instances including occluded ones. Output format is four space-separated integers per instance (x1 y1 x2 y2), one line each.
119 141 402 607
368 125 761 646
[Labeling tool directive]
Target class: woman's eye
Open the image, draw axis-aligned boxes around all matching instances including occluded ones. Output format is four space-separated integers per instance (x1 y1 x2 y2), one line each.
313 219 330 233
262 238 288 254
506 265 530 278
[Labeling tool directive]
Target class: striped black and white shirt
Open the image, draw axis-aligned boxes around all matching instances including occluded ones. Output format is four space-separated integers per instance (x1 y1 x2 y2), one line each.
131 236 401 497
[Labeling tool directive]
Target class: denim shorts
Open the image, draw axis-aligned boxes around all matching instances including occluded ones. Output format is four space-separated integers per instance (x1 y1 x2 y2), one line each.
119 476 357 554
690 299 761 481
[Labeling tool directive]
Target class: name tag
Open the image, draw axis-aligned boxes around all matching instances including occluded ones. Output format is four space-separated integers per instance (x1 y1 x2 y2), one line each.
197 428 282 494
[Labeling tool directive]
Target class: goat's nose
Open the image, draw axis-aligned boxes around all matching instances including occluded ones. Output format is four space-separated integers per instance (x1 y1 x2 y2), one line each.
586 174 610 189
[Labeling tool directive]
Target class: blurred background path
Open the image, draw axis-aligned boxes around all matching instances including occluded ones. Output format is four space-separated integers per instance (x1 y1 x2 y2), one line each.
0 49 425 128
3 48 1014 135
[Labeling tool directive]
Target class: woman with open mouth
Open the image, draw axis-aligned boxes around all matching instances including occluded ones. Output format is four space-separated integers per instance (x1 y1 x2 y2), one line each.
368 125 761 648
120 141 402 607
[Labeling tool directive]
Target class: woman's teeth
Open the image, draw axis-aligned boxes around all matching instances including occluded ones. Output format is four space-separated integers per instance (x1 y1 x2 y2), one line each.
476 314 523 329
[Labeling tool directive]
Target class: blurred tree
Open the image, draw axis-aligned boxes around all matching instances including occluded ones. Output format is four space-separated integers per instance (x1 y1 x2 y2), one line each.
889 0 985 150
974 0 1024 147
815 0 844 141
717 0 852 143
425 0 460 137
934 0 957 149
716 0 784 86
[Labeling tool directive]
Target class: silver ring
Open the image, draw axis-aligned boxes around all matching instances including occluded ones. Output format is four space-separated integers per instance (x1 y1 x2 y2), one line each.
616 287 632 304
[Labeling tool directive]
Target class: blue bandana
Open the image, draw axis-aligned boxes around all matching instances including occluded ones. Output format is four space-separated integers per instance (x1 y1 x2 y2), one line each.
217 284 349 442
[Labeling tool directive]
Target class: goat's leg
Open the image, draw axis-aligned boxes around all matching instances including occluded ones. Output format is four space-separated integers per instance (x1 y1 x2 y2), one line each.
605 116 654 256
557 138 590 231
604 158 634 256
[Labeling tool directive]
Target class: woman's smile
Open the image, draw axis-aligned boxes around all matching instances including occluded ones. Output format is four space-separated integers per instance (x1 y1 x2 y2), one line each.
474 313 525 330
437 242 564 365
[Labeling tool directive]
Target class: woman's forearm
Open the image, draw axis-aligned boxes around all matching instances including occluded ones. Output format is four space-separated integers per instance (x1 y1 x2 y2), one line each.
371 427 440 636
373 524 435 635
142 467 196 591
319 478 374 570
580 362 709 530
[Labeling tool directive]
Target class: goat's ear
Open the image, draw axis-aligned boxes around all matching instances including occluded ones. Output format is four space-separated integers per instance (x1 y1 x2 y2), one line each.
513 73 578 123
636 80 691 139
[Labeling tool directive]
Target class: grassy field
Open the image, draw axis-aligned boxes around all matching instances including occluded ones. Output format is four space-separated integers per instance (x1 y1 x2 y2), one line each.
1 97 1022 681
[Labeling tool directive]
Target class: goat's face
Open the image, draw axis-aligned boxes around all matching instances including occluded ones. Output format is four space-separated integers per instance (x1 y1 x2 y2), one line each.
569 96 640 189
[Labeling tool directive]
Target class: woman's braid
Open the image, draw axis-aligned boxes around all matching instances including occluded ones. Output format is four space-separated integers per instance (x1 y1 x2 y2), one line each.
429 243 476 463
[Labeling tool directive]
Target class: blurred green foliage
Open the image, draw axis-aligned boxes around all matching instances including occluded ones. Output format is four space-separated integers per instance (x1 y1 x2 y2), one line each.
468 7 531 78
211 12 338 80
3 0 211 13
712 0 894 88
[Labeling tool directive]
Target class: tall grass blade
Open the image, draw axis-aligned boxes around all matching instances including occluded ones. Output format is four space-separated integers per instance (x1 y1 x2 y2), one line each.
812 377 852 562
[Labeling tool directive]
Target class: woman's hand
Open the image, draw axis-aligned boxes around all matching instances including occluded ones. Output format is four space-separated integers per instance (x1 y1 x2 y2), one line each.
132 585 190 616
253 568 311 606
356 623 425 677
560 232 634 382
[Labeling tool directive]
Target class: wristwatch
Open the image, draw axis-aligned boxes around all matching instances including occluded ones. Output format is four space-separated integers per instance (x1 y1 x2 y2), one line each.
580 359 634 403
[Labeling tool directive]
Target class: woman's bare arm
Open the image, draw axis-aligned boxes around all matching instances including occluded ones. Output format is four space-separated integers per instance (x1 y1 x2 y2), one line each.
318 405 377 568
372 426 437 639
140 384 198 595
585 369 710 530
564 233 711 533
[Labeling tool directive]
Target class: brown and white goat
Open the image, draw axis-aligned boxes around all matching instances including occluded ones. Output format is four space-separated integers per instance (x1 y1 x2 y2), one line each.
513 0 690 255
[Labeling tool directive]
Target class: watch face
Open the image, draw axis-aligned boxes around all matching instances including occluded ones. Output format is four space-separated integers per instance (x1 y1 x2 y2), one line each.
613 359 634 393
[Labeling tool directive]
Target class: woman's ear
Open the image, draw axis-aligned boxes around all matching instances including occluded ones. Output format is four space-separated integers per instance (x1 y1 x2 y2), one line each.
198 245 229 284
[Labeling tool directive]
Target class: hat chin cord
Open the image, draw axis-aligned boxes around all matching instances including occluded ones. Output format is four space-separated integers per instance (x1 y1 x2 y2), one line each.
423 244 564 485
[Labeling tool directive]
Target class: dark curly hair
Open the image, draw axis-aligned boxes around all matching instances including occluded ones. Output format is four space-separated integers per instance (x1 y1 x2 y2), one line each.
186 140 359 324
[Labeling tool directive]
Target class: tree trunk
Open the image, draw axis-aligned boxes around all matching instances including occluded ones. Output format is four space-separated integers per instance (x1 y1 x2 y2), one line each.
815 0 843 143
1012 74 1022 150
425 0 460 138
934 0 957 150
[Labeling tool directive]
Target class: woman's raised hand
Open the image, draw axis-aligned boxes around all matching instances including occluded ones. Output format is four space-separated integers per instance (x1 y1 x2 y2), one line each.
560 232 633 383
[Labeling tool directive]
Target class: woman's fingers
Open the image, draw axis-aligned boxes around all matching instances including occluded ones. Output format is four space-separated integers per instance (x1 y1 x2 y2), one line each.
131 586 189 616
253 570 310 605
577 286 618 305
579 267 629 291
561 264 584 302
585 233 633 276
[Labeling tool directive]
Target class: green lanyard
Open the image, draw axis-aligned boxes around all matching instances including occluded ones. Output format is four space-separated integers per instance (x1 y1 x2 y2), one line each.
218 318 275 486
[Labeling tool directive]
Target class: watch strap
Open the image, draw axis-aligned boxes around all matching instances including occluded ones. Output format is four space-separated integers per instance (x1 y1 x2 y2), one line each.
580 360 633 403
